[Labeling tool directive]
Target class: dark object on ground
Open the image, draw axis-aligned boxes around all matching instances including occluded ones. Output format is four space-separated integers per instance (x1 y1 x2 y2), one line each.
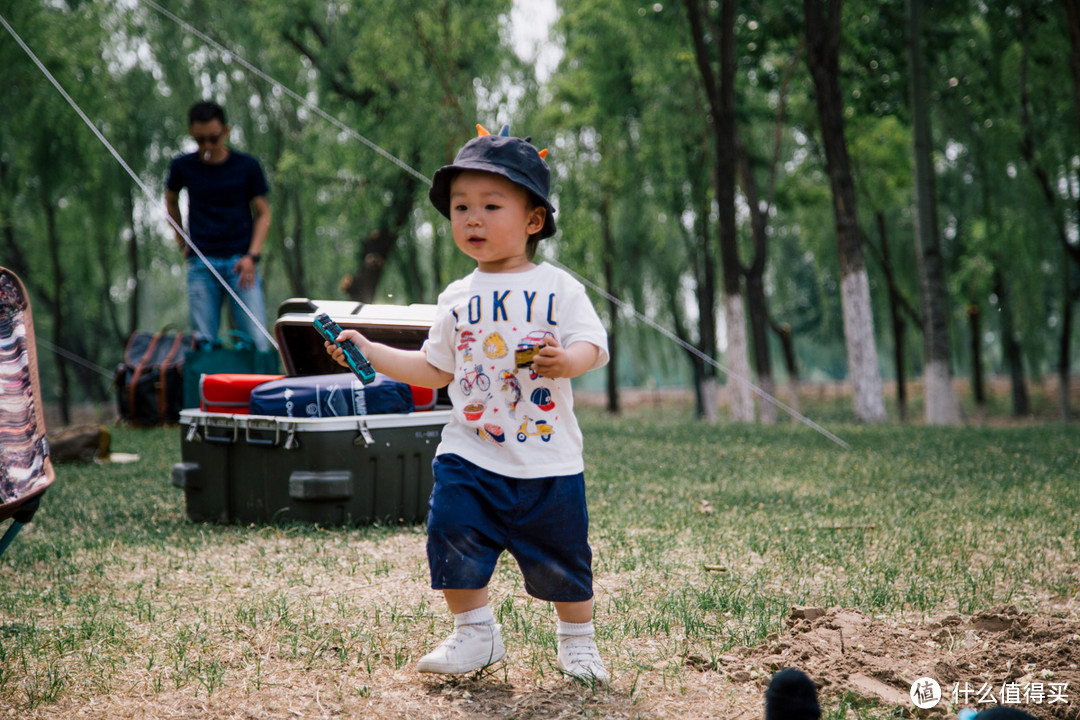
975 708 1038 719
47 425 111 463
765 667 821 720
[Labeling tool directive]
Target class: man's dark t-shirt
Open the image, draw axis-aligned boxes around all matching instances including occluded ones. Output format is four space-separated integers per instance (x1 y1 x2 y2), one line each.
166 150 269 258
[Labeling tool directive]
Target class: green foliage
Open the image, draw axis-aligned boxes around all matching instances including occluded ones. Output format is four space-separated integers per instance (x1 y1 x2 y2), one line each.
1 0 1077 417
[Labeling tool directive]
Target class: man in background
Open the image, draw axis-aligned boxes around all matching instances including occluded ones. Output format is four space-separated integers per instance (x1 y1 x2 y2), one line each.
165 100 271 351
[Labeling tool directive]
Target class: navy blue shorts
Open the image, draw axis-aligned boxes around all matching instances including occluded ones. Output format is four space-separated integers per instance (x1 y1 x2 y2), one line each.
426 454 594 603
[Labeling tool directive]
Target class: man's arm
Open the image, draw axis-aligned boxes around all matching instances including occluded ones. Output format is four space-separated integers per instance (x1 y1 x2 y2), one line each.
165 190 185 253
234 195 271 289
247 195 270 257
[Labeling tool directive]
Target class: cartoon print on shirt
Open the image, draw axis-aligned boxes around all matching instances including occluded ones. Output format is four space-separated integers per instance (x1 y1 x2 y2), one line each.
450 288 578 448
457 330 477 360
530 386 556 412
459 362 490 395
499 370 522 414
462 395 488 424
483 332 508 359
516 415 553 443
474 422 507 446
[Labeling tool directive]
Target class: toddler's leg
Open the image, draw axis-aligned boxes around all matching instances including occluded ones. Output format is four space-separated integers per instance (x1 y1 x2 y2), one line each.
554 599 609 683
416 587 505 674
443 588 489 613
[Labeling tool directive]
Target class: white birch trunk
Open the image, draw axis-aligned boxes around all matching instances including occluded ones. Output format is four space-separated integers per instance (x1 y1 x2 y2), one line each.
758 376 777 425
923 359 960 425
702 377 718 424
724 292 755 422
840 269 886 423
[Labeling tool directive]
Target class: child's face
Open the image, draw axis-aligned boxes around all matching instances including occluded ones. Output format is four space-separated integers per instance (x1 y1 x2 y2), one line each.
449 171 546 273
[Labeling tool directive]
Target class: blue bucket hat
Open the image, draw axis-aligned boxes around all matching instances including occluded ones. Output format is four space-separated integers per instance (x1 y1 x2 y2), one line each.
429 124 556 239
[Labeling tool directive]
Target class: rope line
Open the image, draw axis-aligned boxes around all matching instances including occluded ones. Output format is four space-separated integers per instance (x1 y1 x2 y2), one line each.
6 5 850 448
544 257 852 449
0 11 279 352
138 0 431 186
36 339 117 380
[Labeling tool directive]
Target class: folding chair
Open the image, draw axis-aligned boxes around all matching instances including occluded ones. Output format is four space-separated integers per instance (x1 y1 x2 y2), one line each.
0 266 56 558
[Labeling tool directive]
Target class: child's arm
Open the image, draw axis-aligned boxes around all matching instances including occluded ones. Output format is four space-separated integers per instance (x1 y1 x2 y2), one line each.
325 329 453 389
531 336 601 380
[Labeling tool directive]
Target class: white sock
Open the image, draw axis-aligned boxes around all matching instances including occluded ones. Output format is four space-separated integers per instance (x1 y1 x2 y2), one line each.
454 605 495 627
557 619 594 638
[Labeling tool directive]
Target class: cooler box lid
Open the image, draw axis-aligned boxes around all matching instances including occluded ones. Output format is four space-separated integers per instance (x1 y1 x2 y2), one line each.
273 298 437 377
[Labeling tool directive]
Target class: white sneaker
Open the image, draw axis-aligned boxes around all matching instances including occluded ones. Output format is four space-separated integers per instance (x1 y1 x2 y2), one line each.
557 635 610 683
417 622 506 674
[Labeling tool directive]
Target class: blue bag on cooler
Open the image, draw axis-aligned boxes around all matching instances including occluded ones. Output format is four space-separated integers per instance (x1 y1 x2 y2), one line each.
248 373 414 418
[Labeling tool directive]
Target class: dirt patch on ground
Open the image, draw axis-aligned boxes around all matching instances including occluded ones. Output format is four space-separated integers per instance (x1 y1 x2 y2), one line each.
392 604 1080 719
21 603 1080 719
682 604 1080 719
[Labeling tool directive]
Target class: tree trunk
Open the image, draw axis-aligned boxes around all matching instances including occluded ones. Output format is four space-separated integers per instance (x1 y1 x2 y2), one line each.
804 0 886 423
907 0 959 425
345 173 420 303
698 234 719 422
745 274 775 424
125 187 140 340
0 156 35 288
1060 249 1075 421
737 137 775 424
1019 6 1078 421
43 197 71 426
692 162 717 421
723 294 754 421
279 188 307 298
1058 0 1080 420
666 270 708 418
877 212 907 422
716 0 753 422
967 304 986 423
601 195 620 415
682 0 752 421
770 320 801 414
993 268 1030 417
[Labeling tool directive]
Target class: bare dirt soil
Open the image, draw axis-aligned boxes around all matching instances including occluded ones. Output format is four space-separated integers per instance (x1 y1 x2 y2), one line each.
49 604 1073 720
391 604 1080 719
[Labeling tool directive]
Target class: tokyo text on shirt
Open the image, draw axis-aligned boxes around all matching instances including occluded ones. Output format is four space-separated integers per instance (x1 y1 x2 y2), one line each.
423 263 609 478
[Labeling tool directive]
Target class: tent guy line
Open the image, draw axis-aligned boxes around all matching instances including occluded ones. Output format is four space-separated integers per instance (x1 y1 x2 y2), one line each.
3 6 849 449
0 11 278 353
136 1 849 449
562 269 852 449
138 0 432 187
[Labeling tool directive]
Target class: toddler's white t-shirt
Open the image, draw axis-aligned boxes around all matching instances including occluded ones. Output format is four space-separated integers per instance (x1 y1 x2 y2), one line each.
423 262 608 478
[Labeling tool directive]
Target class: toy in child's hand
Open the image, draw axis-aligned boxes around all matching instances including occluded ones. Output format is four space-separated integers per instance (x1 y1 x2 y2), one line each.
313 312 376 385
514 330 554 369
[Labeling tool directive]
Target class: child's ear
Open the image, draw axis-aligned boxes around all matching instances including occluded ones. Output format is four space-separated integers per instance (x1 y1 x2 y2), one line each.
527 206 546 235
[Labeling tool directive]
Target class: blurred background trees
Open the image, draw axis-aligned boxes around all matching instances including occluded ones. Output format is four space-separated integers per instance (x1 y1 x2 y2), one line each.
2 0 1077 424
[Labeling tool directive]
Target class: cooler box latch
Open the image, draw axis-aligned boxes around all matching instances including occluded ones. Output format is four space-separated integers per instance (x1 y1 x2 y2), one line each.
354 418 374 447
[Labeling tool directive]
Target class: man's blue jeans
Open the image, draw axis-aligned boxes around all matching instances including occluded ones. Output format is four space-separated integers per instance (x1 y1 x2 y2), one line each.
186 255 270 351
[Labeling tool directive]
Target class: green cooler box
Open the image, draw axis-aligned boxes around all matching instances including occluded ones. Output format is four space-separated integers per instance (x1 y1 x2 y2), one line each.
171 299 450 526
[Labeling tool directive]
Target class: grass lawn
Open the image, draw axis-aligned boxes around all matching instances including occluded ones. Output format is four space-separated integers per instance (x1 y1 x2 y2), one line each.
1 409 1078 719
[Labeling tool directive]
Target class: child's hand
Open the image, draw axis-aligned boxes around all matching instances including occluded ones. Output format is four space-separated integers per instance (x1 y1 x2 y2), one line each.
532 336 601 379
531 335 569 378
324 329 370 369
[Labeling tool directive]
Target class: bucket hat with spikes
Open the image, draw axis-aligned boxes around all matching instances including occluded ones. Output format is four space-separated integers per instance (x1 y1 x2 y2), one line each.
429 124 556 239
